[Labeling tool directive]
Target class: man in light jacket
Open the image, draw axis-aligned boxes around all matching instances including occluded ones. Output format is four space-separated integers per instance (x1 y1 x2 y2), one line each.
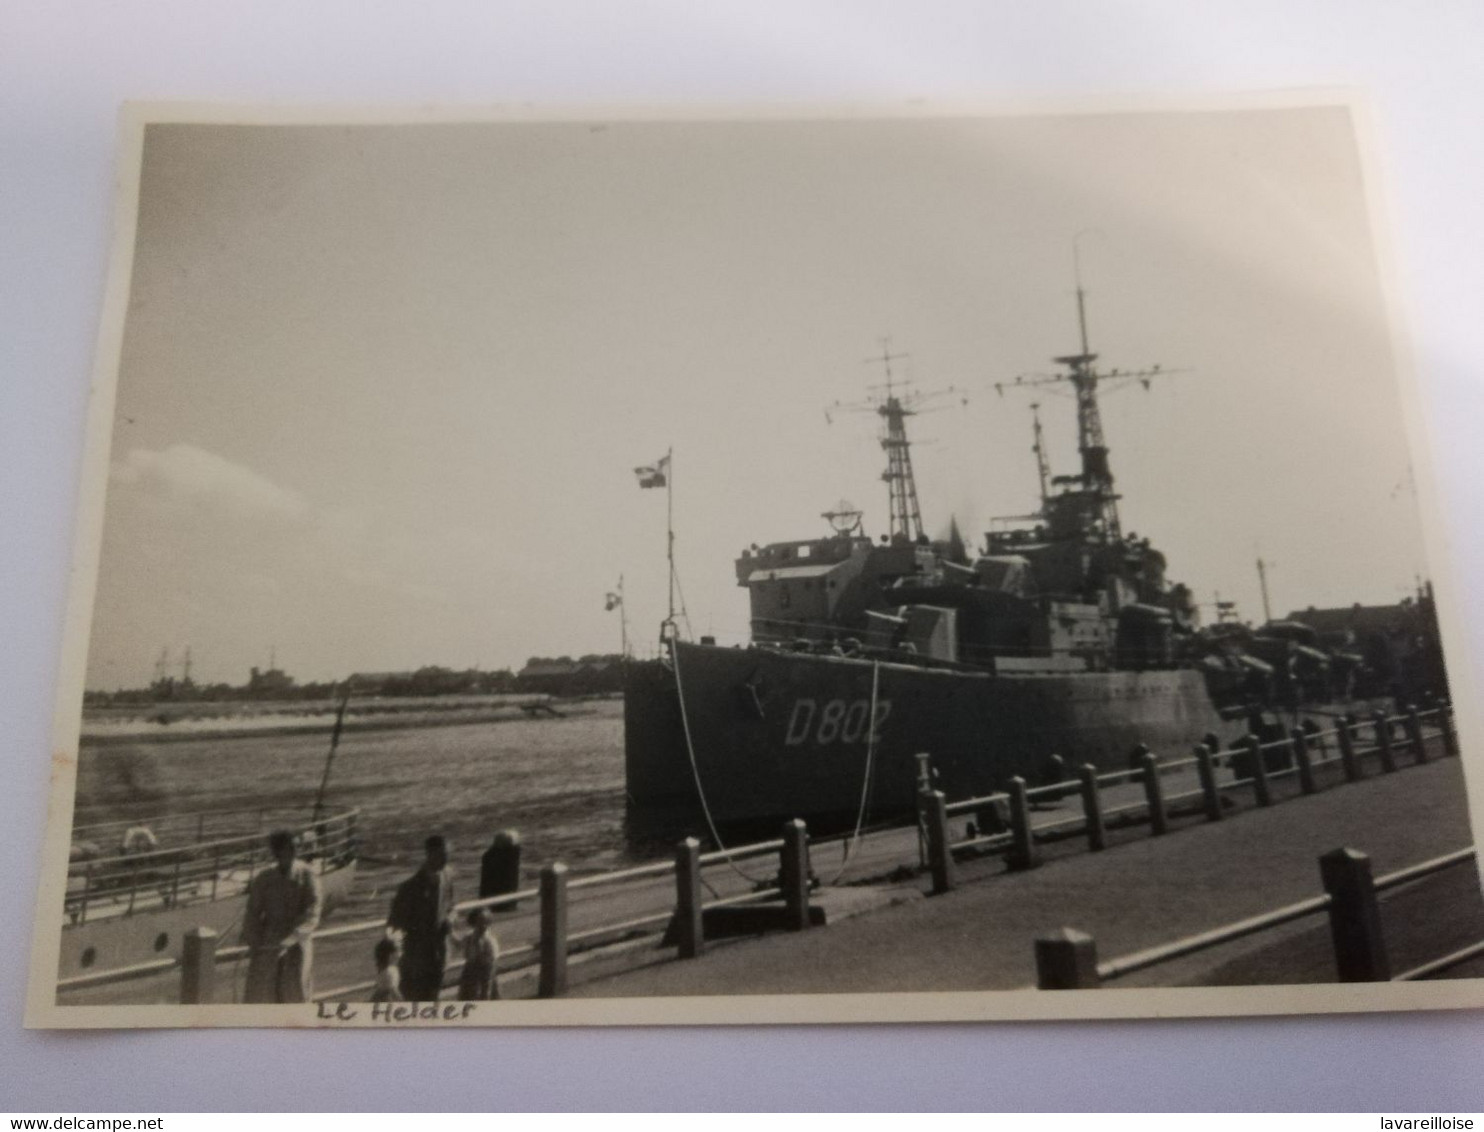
241 829 321 1003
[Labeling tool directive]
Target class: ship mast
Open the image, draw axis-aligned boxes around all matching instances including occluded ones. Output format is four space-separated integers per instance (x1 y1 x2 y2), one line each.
1057 261 1122 538
995 256 1180 542
873 342 925 544
829 341 965 543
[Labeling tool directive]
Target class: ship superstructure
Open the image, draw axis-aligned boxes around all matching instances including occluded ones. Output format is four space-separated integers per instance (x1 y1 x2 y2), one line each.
622 285 1412 834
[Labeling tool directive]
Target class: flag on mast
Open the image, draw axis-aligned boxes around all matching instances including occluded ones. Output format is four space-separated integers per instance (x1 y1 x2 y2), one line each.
634 454 670 489
604 591 622 611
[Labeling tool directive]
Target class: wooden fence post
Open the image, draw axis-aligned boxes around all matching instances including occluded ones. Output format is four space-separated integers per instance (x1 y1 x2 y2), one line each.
1241 734 1272 807
1337 716 1361 782
1195 743 1223 822
1140 750 1168 835
1373 710 1397 773
538 862 569 998
1007 776 1039 871
1406 705 1428 764
1035 928 1100 989
674 837 703 959
1291 727 1317 795
1078 764 1106 850
180 926 218 1005
1319 848 1390 982
1441 702 1460 758
780 819 811 931
919 790 956 894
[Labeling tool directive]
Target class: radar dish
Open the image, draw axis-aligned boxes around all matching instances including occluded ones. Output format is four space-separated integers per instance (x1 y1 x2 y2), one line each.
822 500 863 535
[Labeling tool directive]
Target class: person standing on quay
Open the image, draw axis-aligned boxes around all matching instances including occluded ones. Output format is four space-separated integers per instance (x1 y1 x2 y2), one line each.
458 907 500 1001
241 829 322 1003
387 834 455 1000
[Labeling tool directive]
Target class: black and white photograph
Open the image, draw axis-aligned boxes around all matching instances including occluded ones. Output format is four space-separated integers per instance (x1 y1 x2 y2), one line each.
26 99 1484 1028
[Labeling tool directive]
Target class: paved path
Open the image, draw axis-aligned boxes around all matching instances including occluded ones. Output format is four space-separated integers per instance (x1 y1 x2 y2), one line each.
570 755 1483 997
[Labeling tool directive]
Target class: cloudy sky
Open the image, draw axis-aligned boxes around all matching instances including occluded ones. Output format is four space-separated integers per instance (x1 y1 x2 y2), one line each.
84 106 1427 688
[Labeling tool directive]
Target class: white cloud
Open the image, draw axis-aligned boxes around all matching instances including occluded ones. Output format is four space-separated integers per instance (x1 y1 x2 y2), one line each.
111 443 311 524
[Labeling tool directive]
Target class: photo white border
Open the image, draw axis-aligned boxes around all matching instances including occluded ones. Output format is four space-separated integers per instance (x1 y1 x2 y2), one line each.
22 91 1484 1032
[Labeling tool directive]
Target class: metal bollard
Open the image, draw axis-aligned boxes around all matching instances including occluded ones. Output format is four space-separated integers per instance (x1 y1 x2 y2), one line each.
1045 754 1068 792
480 830 523 911
674 837 703 959
1241 734 1272 807
919 789 956 895
1291 727 1316 795
1337 717 1361 782
1035 928 1100 989
1007 777 1039 871
538 862 569 998
1319 848 1390 982
180 926 218 1005
1373 710 1397 773
780 819 811 931
1195 743 1223 822
1406 706 1427 764
1140 750 1168 835
1078 764 1106 850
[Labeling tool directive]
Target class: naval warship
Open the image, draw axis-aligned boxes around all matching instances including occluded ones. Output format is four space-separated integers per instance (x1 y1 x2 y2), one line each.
623 291 1395 835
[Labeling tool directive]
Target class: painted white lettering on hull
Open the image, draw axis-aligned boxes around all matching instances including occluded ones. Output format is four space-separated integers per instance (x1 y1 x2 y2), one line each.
783 697 892 747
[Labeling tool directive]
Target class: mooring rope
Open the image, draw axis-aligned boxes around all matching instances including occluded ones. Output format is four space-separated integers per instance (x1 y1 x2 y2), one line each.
668 629 769 885
828 659 881 885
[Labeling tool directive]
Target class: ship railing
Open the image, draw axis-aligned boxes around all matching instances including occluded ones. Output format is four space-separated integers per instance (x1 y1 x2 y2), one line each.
70 805 359 854
63 809 359 927
1031 843 1480 988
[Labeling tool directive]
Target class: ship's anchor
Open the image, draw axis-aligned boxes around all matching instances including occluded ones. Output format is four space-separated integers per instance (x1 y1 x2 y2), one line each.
736 668 766 719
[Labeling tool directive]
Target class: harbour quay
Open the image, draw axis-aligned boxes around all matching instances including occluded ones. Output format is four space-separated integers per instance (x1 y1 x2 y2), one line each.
57 712 1482 1006
573 752 1484 998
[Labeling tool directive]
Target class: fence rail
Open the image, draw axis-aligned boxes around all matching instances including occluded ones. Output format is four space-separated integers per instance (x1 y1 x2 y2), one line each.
1035 842 1479 989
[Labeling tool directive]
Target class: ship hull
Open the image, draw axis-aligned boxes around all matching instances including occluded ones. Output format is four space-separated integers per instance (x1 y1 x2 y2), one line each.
625 641 1224 835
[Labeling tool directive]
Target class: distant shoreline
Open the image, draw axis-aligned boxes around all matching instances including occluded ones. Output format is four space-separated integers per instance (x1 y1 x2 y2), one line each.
78 695 618 746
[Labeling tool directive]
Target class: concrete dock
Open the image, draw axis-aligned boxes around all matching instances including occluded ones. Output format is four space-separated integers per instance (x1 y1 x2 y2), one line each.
569 756 1484 997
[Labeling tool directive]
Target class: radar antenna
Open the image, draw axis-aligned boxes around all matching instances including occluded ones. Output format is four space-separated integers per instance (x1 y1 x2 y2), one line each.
994 254 1187 540
822 500 863 536
829 338 966 544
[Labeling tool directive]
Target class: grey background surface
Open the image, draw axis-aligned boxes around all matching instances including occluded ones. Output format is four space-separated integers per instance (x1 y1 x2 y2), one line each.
4 0 1484 1111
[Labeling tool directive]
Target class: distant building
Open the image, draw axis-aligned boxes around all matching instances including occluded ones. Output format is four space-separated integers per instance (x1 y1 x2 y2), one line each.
347 671 410 695
1288 593 1447 701
515 657 623 696
1286 600 1419 641
247 665 296 698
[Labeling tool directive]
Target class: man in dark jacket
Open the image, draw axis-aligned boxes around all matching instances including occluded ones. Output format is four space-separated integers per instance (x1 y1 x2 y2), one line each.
387 834 455 1001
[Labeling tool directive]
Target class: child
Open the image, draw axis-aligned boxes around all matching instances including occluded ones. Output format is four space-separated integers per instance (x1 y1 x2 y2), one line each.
457 908 500 1001
372 936 402 1003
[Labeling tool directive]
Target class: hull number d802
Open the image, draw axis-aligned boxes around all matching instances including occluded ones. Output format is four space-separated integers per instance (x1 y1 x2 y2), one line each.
783 697 892 747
